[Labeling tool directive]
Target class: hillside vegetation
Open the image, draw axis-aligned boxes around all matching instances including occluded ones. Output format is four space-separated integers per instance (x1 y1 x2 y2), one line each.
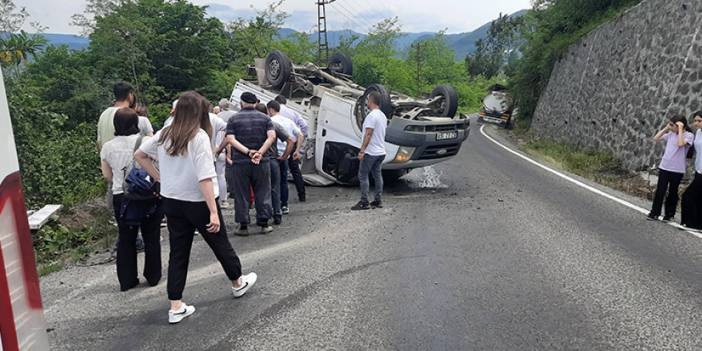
0 0 505 265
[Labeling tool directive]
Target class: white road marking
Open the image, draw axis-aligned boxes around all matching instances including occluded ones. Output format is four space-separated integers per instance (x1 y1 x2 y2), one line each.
479 124 702 239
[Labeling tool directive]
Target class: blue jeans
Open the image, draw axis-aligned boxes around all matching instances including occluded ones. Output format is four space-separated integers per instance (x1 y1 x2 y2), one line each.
359 154 385 203
269 158 282 217
279 158 290 207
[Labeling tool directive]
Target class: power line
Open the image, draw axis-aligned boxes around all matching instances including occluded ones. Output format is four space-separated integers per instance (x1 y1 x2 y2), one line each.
330 4 370 32
352 0 396 31
333 2 374 33
328 4 371 34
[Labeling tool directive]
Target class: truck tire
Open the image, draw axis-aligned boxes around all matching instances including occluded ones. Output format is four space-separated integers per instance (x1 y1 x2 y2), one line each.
265 50 292 89
328 52 353 76
354 84 393 127
431 84 458 117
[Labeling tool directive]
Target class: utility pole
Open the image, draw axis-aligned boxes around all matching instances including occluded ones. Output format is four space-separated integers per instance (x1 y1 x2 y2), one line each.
317 0 336 64
411 41 422 93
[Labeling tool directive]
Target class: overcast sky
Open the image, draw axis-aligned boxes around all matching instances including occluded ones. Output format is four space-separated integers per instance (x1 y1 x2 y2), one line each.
15 0 531 35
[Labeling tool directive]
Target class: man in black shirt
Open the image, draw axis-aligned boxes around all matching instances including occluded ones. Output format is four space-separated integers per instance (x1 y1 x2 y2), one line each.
225 92 277 235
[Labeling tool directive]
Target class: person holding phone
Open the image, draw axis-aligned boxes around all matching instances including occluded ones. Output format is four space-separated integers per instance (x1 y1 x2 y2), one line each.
648 115 694 222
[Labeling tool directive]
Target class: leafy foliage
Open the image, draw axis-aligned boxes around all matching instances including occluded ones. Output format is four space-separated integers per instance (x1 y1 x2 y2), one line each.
88 0 233 102
0 0 28 32
465 14 524 79
7 81 104 208
507 0 642 124
0 31 47 68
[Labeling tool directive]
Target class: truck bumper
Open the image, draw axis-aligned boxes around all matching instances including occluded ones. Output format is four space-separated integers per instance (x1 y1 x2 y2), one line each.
384 116 469 169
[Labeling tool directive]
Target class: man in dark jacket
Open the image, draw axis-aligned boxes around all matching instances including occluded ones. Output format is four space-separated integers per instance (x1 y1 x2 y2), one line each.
225 92 277 235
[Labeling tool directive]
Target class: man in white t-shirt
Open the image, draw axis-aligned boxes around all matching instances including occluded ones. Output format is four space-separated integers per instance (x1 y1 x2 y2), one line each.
352 92 387 210
97 82 136 212
97 82 136 150
275 95 308 203
267 100 302 219
210 112 230 208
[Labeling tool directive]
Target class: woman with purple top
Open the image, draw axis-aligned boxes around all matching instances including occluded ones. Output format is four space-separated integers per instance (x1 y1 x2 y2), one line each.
681 112 702 230
647 115 694 222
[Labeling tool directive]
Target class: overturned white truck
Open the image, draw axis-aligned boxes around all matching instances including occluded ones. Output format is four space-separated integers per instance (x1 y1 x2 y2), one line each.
229 50 470 186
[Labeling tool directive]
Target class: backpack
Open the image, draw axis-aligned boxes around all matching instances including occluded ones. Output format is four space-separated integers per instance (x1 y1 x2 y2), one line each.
119 136 161 225
122 136 159 201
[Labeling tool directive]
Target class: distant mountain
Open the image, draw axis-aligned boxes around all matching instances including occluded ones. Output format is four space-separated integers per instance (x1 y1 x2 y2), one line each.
36 9 527 60
444 9 528 59
292 9 527 60
40 33 90 51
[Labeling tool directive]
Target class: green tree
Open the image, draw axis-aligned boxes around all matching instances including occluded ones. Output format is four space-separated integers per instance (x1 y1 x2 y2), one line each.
226 1 288 67
508 0 641 123
273 31 316 64
350 17 413 90
0 31 47 67
86 0 232 102
465 13 523 78
0 0 28 32
354 17 402 59
407 31 464 94
21 46 109 127
70 0 127 35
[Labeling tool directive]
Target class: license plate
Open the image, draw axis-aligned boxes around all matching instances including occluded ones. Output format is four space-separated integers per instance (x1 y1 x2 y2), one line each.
436 131 457 140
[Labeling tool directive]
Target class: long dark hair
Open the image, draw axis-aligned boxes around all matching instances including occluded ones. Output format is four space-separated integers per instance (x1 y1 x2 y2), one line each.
671 115 692 133
159 91 212 156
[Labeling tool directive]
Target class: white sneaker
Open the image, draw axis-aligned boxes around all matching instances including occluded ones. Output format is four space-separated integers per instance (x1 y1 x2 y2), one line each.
232 273 257 298
168 303 195 324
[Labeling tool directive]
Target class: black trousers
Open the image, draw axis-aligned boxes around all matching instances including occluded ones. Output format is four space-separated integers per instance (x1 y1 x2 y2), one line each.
232 160 272 225
288 156 306 200
163 197 242 301
225 162 235 196
650 168 684 219
112 194 163 291
681 172 702 229
269 158 282 217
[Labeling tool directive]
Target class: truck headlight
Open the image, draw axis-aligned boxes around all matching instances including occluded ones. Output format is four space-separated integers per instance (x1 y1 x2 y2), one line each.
392 147 415 163
405 125 425 132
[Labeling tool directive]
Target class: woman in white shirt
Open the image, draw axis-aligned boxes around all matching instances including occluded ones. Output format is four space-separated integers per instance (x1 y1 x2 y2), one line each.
100 108 163 291
135 91 257 324
681 112 702 231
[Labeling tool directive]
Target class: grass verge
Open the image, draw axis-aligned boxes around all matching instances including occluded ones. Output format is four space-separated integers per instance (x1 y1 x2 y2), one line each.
500 126 654 200
33 198 117 276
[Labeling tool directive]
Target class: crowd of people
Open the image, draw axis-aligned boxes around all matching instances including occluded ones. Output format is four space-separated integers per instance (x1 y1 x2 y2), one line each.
95 81 388 324
648 112 702 232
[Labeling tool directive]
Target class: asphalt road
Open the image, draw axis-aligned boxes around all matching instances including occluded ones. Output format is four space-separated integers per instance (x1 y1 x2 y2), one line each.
40 121 702 350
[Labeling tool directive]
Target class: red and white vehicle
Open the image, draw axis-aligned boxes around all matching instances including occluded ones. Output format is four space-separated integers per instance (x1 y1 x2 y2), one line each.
0 71 49 350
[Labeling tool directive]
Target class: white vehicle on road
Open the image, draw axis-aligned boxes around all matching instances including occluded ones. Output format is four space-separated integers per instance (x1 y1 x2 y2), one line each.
479 84 515 129
229 51 470 186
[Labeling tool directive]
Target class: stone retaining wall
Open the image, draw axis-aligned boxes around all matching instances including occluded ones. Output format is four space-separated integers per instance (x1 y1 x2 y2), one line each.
531 0 702 171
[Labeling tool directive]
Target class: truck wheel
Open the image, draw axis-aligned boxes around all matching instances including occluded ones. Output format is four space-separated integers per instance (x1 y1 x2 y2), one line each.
354 84 393 127
328 52 353 75
265 50 292 89
431 84 458 117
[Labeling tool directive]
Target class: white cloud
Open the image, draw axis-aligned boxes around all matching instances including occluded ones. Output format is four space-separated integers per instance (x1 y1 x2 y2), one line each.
15 0 531 35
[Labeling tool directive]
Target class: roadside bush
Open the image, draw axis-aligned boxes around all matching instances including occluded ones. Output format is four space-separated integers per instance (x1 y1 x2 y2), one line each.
525 138 620 176
7 80 103 208
508 0 643 124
